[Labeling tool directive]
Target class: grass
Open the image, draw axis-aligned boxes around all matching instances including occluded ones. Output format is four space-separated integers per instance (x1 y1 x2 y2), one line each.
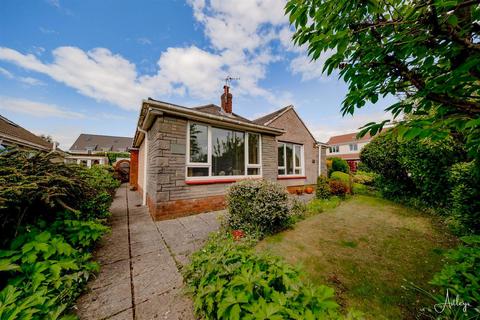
257 195 457 319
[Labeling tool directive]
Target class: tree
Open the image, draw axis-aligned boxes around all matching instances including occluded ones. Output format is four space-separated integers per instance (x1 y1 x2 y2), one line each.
286 0 480 158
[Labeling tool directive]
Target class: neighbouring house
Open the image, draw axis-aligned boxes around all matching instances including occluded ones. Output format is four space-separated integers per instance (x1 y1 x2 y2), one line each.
130 85 327 220
0 114 55 151
326 131 378 171
67 133 133 168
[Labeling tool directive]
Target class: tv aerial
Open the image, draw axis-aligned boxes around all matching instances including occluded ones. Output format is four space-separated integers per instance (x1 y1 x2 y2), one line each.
224 76 240 86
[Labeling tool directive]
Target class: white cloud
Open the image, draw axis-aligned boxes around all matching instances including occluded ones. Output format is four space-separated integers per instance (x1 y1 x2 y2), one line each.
0 66 45 86
0 96 85 119
39 27 58 34
308 111 393 142
0 0 326 111
19 77 45 86
290 50 335 81
137 37 152 45
0 67 14 79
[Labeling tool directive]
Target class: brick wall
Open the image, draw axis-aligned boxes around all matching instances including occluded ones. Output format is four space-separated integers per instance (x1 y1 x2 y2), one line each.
268 108 321 187
129 149 139 188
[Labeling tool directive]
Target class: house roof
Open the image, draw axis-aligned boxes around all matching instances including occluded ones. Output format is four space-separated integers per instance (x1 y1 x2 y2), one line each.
327 131 374 145
252 106 291 126
328 153 361 161
192 104 253 123
132 98 285 147
70 133 133 152
0 115 53 150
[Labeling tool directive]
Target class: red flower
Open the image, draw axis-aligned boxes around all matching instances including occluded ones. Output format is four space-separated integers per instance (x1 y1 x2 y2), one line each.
231 230 245 241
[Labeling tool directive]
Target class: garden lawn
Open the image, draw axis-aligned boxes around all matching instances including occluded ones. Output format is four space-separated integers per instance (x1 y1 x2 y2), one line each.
257 195 458 319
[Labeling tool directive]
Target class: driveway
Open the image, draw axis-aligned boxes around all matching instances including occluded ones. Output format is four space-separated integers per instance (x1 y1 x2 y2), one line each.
76 184 221 319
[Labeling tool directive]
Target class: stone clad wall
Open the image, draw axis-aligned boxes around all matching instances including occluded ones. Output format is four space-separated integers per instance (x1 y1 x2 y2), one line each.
144 114 278 220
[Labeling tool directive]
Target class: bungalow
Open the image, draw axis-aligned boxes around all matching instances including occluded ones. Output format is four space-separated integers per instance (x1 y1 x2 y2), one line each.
130 86 327 220
0 114 55 151
66 133 133 168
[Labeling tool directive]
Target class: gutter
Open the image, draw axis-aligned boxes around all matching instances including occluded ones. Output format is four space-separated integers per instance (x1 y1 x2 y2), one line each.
132 100 285 148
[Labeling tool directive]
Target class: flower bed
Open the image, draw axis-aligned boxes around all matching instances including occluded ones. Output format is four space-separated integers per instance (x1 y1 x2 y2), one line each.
0 150 120 319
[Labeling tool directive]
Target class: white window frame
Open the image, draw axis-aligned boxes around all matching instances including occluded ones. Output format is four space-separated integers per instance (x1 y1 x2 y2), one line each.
349 143 358 151
186 121 262 181
277 142 304 177
329 145 339 153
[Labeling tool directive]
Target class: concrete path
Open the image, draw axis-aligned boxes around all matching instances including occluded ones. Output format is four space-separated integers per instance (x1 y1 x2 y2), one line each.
76 184 221 320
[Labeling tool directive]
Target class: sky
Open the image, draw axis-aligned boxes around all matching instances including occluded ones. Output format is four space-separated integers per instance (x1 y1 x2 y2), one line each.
0 0 395 149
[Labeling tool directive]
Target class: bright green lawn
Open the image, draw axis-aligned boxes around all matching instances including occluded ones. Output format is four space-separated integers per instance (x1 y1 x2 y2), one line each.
257 195 457 319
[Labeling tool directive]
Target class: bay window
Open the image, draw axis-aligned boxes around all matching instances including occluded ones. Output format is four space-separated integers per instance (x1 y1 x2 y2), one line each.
278 142 304 176
186 122 261 179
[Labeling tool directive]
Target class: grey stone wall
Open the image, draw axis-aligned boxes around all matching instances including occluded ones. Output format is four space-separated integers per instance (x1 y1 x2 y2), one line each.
261 135 277 181
147 114 279 204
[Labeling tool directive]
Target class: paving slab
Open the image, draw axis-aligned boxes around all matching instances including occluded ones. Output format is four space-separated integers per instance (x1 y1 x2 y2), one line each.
76 184 221 319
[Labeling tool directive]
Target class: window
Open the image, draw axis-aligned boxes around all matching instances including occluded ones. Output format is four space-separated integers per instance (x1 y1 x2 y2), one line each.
278 142 303 176
186 122 261 179
329 145 339 153
349 143 358 151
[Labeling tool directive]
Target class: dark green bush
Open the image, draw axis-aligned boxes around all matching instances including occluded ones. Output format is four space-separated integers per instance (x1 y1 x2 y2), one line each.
360 132 414 198
448 162 480 235
0 149 118 319
360 131 477 233
428 236 480 317
316 175 331 199
226 180 290 236
183 232 342 320
329 157 349 175
328 180 348 198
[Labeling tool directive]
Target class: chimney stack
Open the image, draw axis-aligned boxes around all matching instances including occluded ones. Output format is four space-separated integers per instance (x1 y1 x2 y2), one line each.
221 85 232 114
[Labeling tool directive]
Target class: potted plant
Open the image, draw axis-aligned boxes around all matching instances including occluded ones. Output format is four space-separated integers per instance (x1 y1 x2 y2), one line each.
304 186 314 194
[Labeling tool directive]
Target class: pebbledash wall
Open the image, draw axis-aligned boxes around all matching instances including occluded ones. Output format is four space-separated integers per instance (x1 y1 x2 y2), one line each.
133 111 326 220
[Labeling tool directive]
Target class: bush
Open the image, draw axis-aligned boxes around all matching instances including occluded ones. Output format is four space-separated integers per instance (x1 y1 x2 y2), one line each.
352 183 368 195
0 149 118 319
226 180 290 236
328 180 348 198
427 236 480 318
316 175 331 199
329 157 350 175
0 151 120 246
353 170 377 186
330 171 350 184
183 232 341 320
448 161 480 234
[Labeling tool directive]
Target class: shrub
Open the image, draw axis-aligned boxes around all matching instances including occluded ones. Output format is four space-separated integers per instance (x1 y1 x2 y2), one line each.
0 149 117 319
316 175 331 199
352 183 368 195
447 161 480 234
329 157 349 175
226 180 290 236
423 236 480 318
353 170 377 186
330 171 350 184
183 232 341 320
0 227 103 319
328 180 348 198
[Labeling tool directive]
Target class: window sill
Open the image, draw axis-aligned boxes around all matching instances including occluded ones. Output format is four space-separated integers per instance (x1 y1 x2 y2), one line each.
277 176 306 180
185 177 261 185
